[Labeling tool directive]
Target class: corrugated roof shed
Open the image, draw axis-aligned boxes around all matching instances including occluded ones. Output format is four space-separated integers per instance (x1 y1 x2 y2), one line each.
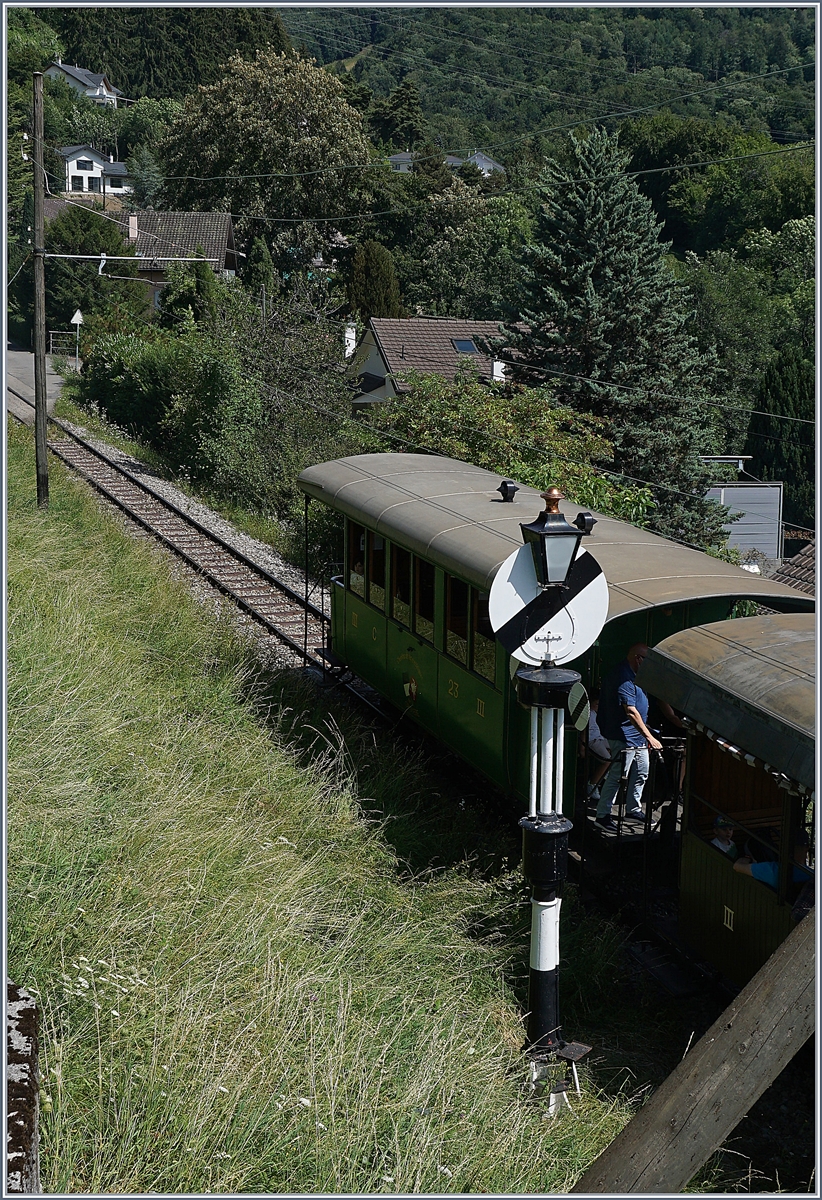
370 317 505 386
769 540 815 596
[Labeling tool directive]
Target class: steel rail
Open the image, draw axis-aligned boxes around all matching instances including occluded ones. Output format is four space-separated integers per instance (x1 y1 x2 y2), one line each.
7 388 329 665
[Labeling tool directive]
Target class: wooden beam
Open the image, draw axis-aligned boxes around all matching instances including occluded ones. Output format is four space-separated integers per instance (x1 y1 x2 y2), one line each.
572 910 815 1194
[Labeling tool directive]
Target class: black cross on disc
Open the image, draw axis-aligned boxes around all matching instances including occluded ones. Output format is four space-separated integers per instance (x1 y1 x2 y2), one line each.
488 544 608 666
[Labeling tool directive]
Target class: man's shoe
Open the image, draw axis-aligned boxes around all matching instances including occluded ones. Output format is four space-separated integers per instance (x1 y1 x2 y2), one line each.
625 808 644 819
596 815 616 829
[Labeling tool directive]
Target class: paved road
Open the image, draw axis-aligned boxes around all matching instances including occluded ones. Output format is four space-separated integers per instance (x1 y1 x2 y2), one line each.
6 344 63 424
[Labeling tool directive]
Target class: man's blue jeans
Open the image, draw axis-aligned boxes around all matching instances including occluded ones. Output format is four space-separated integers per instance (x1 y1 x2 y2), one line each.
595 740 650 818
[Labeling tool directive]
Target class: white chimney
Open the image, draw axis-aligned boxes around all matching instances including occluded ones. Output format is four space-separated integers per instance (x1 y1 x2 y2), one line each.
109 154 114 163
492 360 506 381
344 323 357 359
128 214 138 241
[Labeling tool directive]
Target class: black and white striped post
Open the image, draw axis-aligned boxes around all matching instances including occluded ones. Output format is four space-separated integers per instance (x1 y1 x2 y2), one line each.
516 664 591 1111
489 486 608 1113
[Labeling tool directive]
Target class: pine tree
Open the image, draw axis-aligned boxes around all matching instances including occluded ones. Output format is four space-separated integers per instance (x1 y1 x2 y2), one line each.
244 238 277 299
744 346 814 531
370 79 427 150
500 127 727 548
347 240 404 320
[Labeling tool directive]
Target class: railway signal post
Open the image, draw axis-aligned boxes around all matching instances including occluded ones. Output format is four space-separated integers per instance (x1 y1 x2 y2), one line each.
489 488 609 1113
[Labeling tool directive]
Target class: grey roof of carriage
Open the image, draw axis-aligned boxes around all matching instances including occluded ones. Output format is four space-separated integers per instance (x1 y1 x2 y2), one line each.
637 613 815 788
296 453 816 616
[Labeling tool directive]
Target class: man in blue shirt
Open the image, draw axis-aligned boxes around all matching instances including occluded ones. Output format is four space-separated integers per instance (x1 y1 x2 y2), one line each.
595 643 662 828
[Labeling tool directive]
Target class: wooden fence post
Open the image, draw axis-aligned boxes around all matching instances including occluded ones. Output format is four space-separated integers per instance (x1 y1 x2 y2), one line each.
572 910 815 1194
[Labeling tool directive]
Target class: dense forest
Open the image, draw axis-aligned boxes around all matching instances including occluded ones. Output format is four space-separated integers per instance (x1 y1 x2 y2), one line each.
9 6 816 544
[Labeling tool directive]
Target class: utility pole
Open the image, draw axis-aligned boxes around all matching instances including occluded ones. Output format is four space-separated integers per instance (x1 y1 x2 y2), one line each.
32 71 49 508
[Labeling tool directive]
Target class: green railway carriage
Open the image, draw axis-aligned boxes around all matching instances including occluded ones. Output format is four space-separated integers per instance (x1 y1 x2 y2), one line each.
637 614 815 987
297 453 813 817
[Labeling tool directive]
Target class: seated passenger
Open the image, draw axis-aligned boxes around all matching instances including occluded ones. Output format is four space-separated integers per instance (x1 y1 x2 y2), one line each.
709 815 739 861
733 831 813 889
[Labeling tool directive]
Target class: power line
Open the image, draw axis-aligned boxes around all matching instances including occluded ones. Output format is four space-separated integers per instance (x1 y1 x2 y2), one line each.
486 356 815 427
153 61 813 181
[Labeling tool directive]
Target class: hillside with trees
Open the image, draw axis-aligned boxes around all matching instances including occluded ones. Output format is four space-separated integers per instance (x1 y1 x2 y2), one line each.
10 5 816 540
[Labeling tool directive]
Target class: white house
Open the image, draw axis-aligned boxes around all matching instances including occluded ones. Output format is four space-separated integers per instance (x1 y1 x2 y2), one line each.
57 145 132 198
388 149 505 177
445 150 506 177
45 61 122 107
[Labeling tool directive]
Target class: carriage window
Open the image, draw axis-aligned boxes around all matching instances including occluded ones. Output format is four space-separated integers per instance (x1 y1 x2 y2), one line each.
414 559 435 643
348 522 366 597
445 574 469 664
471 589 496 682
368 531 385 610
392 546 412 627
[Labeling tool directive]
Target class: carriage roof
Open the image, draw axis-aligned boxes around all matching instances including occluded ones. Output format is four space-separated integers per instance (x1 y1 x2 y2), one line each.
297 454 814 620
637 613 815 789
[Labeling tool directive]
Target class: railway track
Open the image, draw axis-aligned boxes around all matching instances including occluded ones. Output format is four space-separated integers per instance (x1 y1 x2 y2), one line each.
8 389 330 666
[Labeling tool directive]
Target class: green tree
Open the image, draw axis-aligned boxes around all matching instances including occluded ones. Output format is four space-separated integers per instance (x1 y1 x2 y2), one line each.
396 179 530 319
370 78 427 149
159 254 219 330
7 9 64 224
497 128 726 548
12 203 146 339
117 96 182 158
159 49 374 251
126 145 165 210
364 366 654 525
346 240 404 320
743 346 814 531
243 238 277 299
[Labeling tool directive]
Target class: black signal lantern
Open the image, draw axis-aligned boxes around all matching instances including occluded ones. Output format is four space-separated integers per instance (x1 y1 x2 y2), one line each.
520 488 584 591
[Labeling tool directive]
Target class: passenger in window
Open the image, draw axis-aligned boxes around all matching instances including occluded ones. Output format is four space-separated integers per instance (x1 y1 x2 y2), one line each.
709 816 739 861
733 830 812 889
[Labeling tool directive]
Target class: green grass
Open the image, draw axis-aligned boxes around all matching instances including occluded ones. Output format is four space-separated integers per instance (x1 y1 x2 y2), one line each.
13 418 751 1193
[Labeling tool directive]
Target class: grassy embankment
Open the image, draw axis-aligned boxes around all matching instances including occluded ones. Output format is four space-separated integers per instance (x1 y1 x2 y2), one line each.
8 419 727 1193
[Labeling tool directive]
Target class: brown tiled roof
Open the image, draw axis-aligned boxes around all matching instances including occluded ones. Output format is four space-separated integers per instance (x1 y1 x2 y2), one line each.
113 211 236 270
769 540 816 596
370 317 506 386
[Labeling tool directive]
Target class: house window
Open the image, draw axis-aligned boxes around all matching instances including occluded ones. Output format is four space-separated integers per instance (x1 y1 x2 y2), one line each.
391 162 401 171
70 175 84 192
76 159 93 172
109 177 123 189
452 339 478 354
87 177 100 193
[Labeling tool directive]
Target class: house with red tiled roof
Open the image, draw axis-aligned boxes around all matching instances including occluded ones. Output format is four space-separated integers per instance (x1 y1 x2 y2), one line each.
115 211 239 307
768 540 815 596
350 316 509 408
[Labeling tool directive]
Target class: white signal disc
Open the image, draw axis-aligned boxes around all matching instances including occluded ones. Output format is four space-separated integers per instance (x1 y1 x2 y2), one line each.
489 544 609 666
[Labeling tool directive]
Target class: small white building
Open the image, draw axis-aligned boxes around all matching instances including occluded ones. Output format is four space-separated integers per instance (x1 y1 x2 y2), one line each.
57 145 132 198
45 61 122 107
445 150 506 177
